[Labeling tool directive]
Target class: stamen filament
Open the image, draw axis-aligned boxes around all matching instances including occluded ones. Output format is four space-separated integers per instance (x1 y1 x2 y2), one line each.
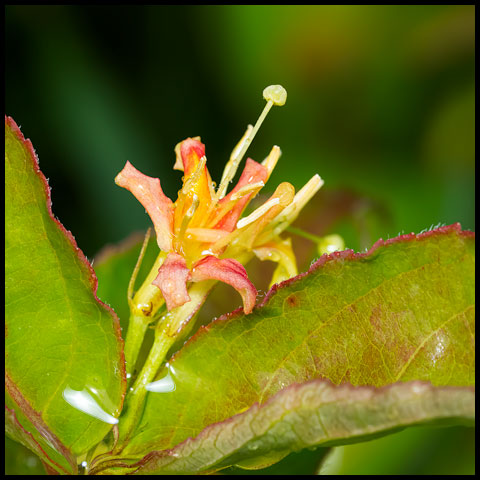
230 181 265 201
186 227 229 243
275 174 323 225
261 145 281 179
176 194 199 249
205 182 265 228
236 196 280 229
216 102 275 200
257 174 324 244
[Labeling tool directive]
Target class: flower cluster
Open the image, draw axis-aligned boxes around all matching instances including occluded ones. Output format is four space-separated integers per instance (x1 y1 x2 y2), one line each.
115 86 323 314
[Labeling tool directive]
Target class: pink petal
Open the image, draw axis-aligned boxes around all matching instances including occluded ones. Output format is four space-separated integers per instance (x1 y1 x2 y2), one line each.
152 253 191 311
179 138 206 177
191 256 257 314
214 158 268 232
115 161 174 252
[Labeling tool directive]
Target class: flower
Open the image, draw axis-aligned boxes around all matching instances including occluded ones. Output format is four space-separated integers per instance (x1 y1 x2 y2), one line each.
115 85 323 314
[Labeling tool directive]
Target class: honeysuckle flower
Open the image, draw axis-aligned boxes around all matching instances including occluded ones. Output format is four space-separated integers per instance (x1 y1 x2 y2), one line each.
115 85 323 315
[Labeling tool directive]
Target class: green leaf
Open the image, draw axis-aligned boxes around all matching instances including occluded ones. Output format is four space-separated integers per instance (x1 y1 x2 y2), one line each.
221 447 329 475
5 116 127 469
99 381 474 475
111 224 474 473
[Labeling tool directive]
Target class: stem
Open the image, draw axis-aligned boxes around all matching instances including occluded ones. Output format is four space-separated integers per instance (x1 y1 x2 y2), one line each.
127 228 151 303
114 281 215 453
123 314 149 379
286 225 323 244
131 250 168 318
122 250 167 380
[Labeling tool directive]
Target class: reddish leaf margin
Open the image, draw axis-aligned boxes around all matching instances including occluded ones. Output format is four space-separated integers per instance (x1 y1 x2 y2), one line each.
5 116 127 471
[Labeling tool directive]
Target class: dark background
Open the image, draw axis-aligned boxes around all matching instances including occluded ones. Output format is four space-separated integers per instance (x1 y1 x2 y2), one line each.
5 5 475 475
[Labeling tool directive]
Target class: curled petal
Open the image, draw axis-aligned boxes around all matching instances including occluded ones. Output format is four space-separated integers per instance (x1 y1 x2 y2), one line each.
179 138 206 177
191 256 257 314
115 161 174 252
174 138 213 230
152 253 191 311
213 158 268 232
174 136 201 172
254 237 298 288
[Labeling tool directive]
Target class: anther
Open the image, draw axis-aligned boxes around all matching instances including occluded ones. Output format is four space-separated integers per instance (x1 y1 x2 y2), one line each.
271 174 324 235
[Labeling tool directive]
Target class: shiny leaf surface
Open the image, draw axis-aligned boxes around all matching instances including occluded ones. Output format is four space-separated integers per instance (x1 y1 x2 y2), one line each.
101 381 474 474
5 117 126 469
98 224 474 473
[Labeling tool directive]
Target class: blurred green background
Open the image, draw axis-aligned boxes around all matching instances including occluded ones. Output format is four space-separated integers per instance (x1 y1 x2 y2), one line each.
5 5 475 475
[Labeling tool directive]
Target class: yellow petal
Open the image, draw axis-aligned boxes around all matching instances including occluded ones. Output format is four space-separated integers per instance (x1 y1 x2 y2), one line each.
254 237 298 288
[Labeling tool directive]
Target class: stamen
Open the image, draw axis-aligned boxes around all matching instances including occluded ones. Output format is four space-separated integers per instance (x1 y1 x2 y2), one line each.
186 227 229 243
175 194 199 249
236 197 280 229
230 181 265 201
204 181 265 229
261 145 281 179
271 174 324 236
216 85 287 200
230 125 254 170
263 84 288 106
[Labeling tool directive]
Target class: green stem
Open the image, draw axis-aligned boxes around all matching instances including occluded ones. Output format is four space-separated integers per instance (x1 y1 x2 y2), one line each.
286 225 323 244
123 314 149 379
115 327 176 452
114 281 215 453
122 250 167 380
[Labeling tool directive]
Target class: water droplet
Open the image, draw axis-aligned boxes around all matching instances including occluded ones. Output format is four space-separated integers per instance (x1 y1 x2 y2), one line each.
146 370 176 393
81 461 88 468
126 373 131 379
63 387 118 424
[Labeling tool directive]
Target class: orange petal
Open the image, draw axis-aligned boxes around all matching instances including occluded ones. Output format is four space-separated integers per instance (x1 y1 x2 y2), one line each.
191 256 257 314
213 158 268 232
174 138 213 230
211 182 295 255
115 161 174 252
152 252 191 311
179 138 207 177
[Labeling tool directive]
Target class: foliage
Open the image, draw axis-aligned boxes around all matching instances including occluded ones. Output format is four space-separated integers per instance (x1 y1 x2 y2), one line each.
5 115 474 475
